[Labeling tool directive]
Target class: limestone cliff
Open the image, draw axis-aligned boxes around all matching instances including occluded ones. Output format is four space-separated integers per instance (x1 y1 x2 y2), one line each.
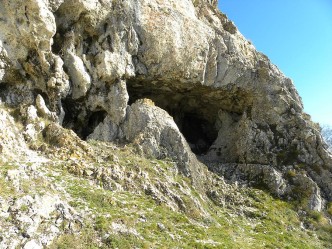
0 0 332 247
322 125 332 152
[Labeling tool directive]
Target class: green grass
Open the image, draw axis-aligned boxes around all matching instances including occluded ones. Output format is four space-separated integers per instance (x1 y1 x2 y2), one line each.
17 140 330 249
0 162 17 197
327 202 332 216
0 161 19 173
50 163 332 249
0 161 53 199
0 177 15 197
0 115 328 248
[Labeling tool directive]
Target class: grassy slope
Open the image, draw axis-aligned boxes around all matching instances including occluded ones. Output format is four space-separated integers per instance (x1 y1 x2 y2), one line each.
0 127 331 248
46 141 332 249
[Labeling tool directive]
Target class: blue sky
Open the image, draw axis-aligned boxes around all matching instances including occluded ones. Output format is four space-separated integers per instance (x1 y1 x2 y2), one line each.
218 0 332 126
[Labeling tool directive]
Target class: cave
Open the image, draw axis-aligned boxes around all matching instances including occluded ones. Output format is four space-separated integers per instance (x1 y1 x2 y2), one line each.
180 113 218 154
81 111 108 140
59 78 251 158
127 80 222 155
62 97 107 139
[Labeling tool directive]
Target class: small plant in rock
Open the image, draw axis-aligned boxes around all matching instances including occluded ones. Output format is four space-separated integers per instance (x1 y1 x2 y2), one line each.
104 234 143 249
20 179 32 194
286 170 297 178
295 163 306 170
309 210 324 223
223 21 237 34
50 224 100 249
327 202 332 216
95 216 109 232
311 164 323 174
192 0 200 7
20 204 29 212
0 177 15 197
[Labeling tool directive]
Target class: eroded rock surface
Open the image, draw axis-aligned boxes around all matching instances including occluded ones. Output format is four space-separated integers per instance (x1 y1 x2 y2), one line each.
0 108 30 161
0 0 331 234
322 125 332 152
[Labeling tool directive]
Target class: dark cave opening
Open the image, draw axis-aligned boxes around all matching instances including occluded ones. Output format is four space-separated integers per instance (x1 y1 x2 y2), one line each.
81 111 108 140
62 98 107 140
59 78 250 159
127 80 220 155
61 98 81 133
180 114 218 155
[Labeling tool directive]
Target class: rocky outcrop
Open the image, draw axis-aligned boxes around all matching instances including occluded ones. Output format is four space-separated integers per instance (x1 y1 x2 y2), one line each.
0 0 331 213
0 1 332 247
322 125 332 152
0 108 32 162
0 193 80 248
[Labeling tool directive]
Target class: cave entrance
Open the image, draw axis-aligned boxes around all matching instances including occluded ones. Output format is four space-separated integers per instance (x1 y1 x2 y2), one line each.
62 97 107 140
127 80 220 156
180 113 218 154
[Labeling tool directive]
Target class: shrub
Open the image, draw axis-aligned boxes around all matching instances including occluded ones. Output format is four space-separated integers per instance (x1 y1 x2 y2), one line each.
327 202 332 216
309 211 324 223
286 170 296 178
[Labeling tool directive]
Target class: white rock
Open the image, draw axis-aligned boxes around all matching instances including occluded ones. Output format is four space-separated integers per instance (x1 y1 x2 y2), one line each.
122 99 193 174
23 240 42 249
64 51 91 99
26 106 38 123
24 124 37 141
35 95 57 121
87 116 120 142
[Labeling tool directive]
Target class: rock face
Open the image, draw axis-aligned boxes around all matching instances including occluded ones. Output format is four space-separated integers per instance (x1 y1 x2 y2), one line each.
322 125 332 152
0 0 331 212
0 108 33 162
